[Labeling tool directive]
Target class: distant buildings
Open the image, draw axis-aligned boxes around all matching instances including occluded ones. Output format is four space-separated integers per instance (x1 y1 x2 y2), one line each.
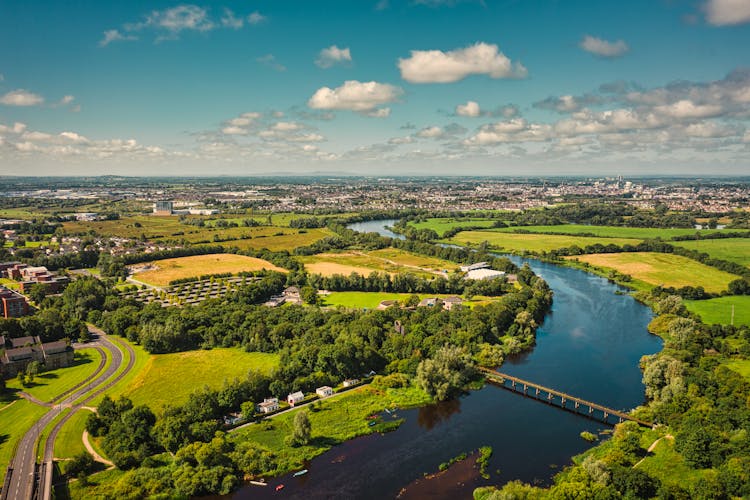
0 286 30 318
0 262 69 293
0 335 74 378
465 268 506 281
316 386 333 398
153 201 219 216
153 200 174 215
257 397 280 414
287 391 304 406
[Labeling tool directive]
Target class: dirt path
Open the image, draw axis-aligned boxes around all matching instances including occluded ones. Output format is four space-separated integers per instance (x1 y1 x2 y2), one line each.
82 430 114 467
633 434 674 468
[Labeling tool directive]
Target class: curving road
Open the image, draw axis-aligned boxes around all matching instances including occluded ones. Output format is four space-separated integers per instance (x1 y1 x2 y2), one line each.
2 326 134 500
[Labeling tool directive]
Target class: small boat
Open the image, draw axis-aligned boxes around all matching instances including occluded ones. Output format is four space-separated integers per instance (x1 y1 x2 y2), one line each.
384 408 391 414
368 421 377 427
276 484 285 491
293 469 308 477
249 480 267 486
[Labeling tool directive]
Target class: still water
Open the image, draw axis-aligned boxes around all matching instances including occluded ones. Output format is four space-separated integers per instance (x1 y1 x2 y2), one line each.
226 221 662 499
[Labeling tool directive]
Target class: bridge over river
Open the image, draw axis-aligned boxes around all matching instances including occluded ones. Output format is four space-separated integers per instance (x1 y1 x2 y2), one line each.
481 368 654 428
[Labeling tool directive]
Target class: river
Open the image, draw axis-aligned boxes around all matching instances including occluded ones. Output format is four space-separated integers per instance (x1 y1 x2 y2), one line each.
226 220 662 499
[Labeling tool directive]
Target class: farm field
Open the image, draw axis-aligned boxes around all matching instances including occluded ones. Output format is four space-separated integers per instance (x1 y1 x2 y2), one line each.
300 251 442 278
131 253 286 286
684 296 750 327
490 224 723 240
569 252 739 293
672 238 750 268
216 228 333 252
122 348 280 411
408 217 497 236
446 231 642 253
366 248 459 272
5 348 104 403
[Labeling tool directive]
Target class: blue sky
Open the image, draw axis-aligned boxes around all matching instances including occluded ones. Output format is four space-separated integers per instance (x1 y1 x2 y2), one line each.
1 0 750 176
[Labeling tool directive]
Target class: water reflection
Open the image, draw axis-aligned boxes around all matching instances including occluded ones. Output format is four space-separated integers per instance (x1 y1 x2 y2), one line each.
417 399 461 430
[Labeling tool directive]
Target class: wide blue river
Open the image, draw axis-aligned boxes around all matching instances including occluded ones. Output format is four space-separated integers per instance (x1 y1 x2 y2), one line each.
226 219 662 499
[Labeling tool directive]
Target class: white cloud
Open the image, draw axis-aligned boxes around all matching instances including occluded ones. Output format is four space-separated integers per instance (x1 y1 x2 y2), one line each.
222 126 248 135
272 122 303 131
417 126 444 138
22 131 52 141
654 100 723 119
257 54 286 72
247 11 267 25
0 89 44 106
59 131 89 143
0 122 27 134
579 35 629 58
398 42 528 83
316 45 353 68
308 80 403 114
143 5 214 34
456 101 481 117
704 0 750 25
99 29 137 47
366 107 391 118
221 8 244 29
59 95 75 105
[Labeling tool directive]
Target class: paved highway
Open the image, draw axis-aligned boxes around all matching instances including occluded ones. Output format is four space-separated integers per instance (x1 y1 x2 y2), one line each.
2 326 133 500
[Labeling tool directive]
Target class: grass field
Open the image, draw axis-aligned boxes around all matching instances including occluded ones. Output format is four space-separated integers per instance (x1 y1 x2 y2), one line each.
684 296 750 326
491 224 723 240
53 409 91 460
635 435 709 492
672 238 750 268
88 337 150 406
231 384 432 476
322 291 495 309
5 349 104 403
300 251 441 279
0 399 49 483
122 348 280 411
216 228 333 252
724 359 750 382
446 231 642 253
131 253 286 286
570 252 739 293
367 248 459 273
409 218 497 236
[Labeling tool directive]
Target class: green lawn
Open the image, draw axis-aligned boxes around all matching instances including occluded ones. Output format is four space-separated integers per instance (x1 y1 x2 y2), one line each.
54 409 92 460
5 348 104 403
0 399 49 483
491 224 724 240
571 252 739 294
685 296 750 326
88 337 149 406
122 348 280 411
322 291 496 309
231 384 432 476
409 218 497 236
672 238 750 268
446 231 643 253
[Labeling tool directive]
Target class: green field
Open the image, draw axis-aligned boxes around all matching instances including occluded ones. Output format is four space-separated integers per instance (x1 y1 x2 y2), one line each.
571 252 739 293
672 238 750 268
684 296 750 326
216 228 333 252
5 348 104 403
231 384 431 476
491 224 723 240
0 399 49 483
301 251 442 279
54 409 91 460
88 337 150 406
446 231 643 253
634 436 709 492
724 359 750 382
323 291 495 309
122 348 280 410
409 218 497 236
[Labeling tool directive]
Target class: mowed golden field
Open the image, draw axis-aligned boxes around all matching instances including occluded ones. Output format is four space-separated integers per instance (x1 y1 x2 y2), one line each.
300 249 454 278
131 253 286 286
568 252 739 293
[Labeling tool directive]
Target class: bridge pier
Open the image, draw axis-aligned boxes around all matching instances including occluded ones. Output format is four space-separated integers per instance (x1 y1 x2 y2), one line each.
561 397 566 407
523 384 528 394
589 406 594 414
574 401 580 409
547 392 553 401
603 412 608 420
535 387 540 397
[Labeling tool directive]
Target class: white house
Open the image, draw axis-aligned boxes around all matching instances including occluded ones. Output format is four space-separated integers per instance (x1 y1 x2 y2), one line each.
465 268 506 281
343 379 359 388
287 391 304 406
258 399 279 413
316 386 333 398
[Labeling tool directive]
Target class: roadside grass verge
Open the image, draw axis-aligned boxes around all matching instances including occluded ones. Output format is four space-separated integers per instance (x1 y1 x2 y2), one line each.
87 337 148 407
5 348 103 404
53 409 91 460
0 399 48 483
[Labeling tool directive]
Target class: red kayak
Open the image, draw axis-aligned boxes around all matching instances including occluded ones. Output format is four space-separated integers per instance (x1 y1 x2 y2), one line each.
276 484 285 491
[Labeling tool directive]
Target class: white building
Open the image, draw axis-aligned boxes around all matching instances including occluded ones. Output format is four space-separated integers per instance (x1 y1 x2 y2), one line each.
465 268 506 281
257 397 280 413
316 386 333 398
287 391 304 406
343 379 359 388
460 262 489 272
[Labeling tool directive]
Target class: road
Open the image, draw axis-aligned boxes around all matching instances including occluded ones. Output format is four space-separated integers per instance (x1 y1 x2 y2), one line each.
2 326 134 500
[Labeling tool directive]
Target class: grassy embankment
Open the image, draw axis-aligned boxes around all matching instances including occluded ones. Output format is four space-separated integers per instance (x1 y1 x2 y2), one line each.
122 348 279 411
568 252 739 294
131 253 287 286
230 384 432 476
53 409 92 460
